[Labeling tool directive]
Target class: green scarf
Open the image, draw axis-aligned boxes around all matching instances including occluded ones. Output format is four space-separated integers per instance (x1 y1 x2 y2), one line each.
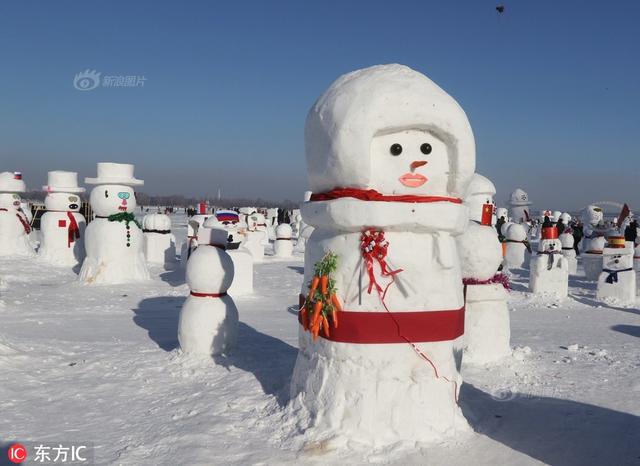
108 212 141 229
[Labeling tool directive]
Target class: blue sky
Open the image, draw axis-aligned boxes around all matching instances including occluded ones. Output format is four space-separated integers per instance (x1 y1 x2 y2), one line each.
1 0 638 210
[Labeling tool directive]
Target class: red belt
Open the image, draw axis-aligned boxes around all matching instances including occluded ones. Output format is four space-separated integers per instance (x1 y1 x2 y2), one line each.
191 291 227 298
298 296 464 344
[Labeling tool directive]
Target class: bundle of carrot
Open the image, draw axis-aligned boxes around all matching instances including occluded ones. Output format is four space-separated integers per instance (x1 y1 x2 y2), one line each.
300 252 342 341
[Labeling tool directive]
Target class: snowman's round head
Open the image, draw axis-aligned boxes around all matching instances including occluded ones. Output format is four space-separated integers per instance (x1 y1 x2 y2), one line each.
0 193 22 210
583 205 603 225
538 238 561 253
496 207 509 221
89 184 137 217
464 174 497 223
560 212 571 224
45 192 81 212
505 223 527 242
142 213 171 231
186 245 234 293
509 188 530 206
247 212 267 231
305 64 475 197
459 223 502 280
275 223 293 239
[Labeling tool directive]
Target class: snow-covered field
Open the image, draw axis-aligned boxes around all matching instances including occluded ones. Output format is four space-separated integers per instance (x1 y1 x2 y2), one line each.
1 214 639 465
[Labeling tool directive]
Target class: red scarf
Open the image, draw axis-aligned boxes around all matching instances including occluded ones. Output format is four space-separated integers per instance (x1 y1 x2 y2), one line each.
310 187 462 204
67 212 80 248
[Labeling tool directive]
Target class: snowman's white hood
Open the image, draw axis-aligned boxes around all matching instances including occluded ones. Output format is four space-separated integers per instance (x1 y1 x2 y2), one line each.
305 64 476 196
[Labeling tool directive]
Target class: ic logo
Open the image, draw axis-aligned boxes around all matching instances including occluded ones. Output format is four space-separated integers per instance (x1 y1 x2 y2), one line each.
7 443 27 463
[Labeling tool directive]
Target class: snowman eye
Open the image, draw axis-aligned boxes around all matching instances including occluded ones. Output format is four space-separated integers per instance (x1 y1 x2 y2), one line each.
389 144 402 156
104 190 109 198
420 143 432 155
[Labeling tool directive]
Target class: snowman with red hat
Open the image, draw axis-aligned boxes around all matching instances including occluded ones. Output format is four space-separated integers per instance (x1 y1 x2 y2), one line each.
529 225 569 297
38 171 86 266
0 171 34 257
596 236 636 305
79 163 150 284
457 174 511 364
289 64 474 446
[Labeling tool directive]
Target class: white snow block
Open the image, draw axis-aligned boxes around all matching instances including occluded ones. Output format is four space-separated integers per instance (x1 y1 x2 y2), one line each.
142 213 176 265
227 248 253 295
178 244 238 355
463 284 511 365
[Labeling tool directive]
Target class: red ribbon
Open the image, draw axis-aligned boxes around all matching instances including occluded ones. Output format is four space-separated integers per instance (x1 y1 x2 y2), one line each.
297 304 464 343
463 273 511 290
310 187 463 204
360 229 403 298
67 212 80 248
16 212 31 234
190 291 227 298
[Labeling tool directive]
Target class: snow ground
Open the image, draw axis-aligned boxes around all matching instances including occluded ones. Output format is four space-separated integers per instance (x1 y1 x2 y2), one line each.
1 214 639 466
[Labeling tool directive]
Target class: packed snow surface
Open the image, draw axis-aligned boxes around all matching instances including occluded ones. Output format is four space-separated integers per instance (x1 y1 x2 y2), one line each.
1 213 639 465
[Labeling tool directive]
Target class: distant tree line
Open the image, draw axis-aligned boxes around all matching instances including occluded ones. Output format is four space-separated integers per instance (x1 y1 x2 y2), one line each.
24 191 300 210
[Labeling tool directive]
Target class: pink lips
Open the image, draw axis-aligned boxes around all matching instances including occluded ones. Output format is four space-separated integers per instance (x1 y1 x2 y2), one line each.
399 173 428 187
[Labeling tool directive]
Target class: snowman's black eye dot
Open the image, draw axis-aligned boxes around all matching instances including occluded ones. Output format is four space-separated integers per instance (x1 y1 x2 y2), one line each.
104 190 109 198
420 143 432 155
389 144 402 156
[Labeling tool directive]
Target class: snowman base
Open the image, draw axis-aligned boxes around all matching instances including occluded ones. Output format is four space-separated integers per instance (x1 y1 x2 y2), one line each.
289 329 468 447
462 284 511 365
582 253 603 281
596 270 636 305
178 294 239 355
144 232 176 265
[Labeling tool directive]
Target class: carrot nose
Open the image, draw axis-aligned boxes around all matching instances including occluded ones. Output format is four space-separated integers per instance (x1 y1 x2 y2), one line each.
410 160 428 171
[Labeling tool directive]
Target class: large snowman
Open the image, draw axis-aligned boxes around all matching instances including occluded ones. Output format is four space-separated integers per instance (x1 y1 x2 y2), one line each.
289 64 475 446
0 172 34 256
38 171 86 266
79 163 150 284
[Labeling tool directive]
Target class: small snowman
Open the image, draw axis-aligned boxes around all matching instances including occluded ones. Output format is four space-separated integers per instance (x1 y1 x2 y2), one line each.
180 213 211 267
142 213 176 265
559 231 577 275
508 188 532 224
503 223 531 269
582 205 607 280
529 226 568 298
273 223 293 257
178 228 239 355
203 213 253 296
38 171 86 266
79 163 150 284
0 172 34 256
596 236 636 305
457 174 510 365
243 212 268 261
